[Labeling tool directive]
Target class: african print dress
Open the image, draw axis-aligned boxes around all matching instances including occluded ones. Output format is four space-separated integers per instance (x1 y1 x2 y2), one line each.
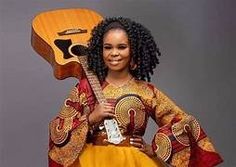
48 78 223 167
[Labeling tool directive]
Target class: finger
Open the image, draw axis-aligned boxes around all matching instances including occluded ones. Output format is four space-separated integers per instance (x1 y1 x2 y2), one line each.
103 112 116 118
104 106 115 111
103 108 115 114
139 146 146 152
132 135 142 139
97 103 108 109
130 138 142 143
100 102 113 106
103 102 114 107
130 135 143 142
130 141 143 148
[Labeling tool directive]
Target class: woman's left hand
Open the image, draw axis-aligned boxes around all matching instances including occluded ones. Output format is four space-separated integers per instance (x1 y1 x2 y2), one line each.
130 135 155 157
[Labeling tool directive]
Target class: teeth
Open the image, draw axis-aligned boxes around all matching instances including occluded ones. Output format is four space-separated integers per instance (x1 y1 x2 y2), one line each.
110 60 119 65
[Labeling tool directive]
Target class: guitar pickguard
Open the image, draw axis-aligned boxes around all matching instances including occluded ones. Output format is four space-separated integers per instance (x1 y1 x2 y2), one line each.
54 39 73 59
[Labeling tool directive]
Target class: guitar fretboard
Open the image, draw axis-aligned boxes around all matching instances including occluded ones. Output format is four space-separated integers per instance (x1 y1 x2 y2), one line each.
78 56 107 103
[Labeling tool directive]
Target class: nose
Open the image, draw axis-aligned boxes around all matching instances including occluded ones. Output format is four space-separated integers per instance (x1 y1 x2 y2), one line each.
110 49 119 57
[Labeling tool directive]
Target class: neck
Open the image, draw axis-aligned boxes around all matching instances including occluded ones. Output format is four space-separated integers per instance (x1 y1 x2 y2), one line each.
106 70 133 87
106 70 131 80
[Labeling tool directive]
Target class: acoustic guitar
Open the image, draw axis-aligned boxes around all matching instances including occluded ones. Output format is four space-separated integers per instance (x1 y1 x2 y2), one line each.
31 8 125 144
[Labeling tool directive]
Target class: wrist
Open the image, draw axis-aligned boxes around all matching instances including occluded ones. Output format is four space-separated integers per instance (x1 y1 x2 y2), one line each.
87 113 94 126
146 144 155 157
86 113 95 134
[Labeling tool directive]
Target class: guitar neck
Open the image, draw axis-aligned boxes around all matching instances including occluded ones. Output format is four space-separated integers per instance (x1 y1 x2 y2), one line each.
78 56 107 104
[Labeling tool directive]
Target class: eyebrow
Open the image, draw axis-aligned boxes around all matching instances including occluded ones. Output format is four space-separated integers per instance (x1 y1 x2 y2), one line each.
103 43 111 45
103 43 128 45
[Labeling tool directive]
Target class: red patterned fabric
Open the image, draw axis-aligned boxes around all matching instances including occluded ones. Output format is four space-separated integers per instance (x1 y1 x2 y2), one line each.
187 128 223 167
49 157 63 167
153 118 223 167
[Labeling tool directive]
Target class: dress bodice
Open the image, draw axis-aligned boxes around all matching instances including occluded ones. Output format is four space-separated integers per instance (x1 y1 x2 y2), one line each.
94 79 156 136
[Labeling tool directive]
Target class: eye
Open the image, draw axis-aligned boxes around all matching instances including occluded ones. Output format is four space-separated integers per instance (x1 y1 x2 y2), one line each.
103 45 112 50
118 45 127 49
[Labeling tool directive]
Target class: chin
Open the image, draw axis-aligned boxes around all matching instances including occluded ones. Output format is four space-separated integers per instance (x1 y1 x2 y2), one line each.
107 66 127 72
108 67 123 71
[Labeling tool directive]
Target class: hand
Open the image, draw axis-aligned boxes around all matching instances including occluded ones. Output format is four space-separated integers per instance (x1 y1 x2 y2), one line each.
130 135 155 157
88 102 115 126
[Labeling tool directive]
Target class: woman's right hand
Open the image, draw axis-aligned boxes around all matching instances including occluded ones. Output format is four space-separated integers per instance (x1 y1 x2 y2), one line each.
88 102 115 126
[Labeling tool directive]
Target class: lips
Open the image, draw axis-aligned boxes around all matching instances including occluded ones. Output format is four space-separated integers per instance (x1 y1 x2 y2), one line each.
109 59 121 65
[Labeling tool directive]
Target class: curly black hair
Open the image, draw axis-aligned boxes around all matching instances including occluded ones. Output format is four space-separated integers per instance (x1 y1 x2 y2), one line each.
87 17 161 82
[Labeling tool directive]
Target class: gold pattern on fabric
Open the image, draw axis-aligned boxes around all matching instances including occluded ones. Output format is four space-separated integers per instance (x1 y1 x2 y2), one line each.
79 92 88 106
170 148 190 167
115 95 146 130
49 119 89 167
50 87 78 145
59 87 80 119
103 80 154 102
50 87 88 145
50 118 69 145
153 89 187 126
152 88 193 164
154 132 172 162
172 115 200 146
198 137 216 152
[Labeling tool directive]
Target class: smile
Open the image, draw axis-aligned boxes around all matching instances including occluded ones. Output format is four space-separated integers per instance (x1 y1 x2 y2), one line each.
109 59 122 65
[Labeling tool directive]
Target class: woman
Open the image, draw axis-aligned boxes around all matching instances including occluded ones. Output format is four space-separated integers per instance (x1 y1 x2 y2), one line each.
48 17 223 167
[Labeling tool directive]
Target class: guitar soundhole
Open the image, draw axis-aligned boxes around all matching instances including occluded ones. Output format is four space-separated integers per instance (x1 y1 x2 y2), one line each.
70 44 88 57
54 39 88 59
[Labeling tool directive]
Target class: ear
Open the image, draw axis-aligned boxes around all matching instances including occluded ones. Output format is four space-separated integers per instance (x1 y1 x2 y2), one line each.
130 58 137 70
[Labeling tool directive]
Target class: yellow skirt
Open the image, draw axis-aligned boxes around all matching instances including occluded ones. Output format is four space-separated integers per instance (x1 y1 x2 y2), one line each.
71 144 165 167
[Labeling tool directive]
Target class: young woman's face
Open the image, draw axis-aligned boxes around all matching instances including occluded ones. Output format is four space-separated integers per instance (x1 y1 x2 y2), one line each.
103 29 131 73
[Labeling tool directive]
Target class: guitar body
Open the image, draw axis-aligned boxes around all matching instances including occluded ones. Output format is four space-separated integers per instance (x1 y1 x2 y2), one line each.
31 8 103 80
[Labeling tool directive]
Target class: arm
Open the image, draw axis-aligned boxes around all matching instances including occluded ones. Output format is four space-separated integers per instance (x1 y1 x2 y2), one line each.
48 79 94 167
151 88 223 167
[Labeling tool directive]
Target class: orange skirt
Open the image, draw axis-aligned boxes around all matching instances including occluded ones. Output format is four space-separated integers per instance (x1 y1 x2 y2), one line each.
70 144 166 167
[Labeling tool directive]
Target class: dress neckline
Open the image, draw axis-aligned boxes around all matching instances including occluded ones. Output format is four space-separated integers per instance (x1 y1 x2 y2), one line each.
105 77 135 88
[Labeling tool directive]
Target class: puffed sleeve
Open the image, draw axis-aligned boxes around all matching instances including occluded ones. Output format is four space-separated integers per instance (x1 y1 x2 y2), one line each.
150 87 223 167
48 79 95 167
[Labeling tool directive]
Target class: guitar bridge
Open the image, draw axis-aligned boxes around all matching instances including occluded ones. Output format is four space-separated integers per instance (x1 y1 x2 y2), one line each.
58 28 87 36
